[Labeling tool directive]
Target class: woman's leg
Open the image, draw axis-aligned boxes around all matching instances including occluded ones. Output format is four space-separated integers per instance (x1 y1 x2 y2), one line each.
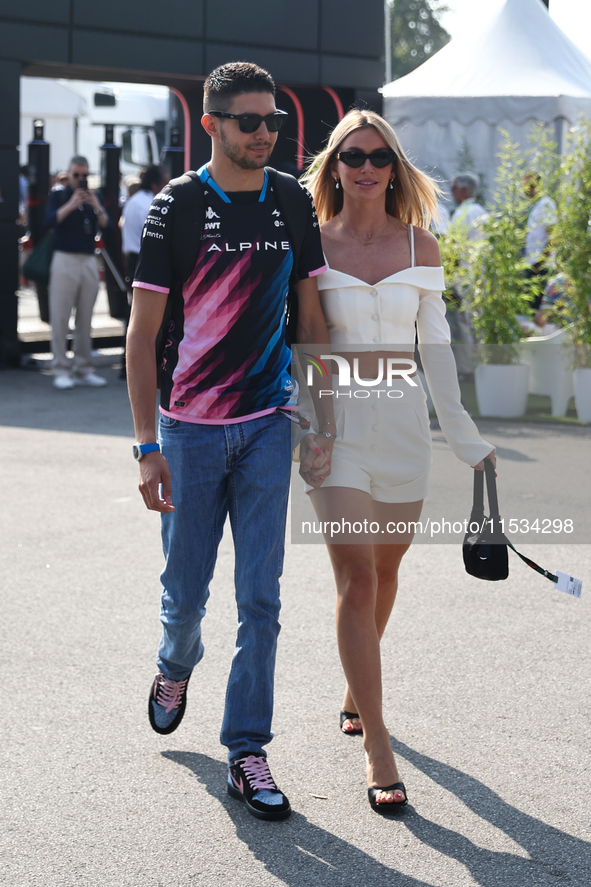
310 487 405 802
341 500 423 731
340 542 409 727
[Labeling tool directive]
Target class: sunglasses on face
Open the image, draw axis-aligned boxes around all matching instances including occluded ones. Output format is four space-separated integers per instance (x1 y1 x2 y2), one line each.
336 150 397 169
209 109 288 133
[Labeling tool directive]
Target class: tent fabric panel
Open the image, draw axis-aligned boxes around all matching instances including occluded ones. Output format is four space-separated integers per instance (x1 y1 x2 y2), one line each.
382 0 591 102
385 95 591 127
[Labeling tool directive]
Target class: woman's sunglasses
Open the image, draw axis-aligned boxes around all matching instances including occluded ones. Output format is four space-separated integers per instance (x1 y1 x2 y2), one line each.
209 110 288 133
336 150 397 169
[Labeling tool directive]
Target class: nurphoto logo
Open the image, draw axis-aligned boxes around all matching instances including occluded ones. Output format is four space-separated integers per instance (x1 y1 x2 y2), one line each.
304 354 418 396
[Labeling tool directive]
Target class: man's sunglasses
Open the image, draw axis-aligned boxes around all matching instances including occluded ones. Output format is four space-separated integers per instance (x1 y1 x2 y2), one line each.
336 150 397 169
209 110 288 133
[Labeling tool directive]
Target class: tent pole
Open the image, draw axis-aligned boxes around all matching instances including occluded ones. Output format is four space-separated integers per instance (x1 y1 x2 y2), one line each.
384 0 392 84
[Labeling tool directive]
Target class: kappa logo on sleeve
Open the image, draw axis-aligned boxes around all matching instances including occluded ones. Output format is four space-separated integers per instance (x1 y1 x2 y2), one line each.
205 206 220 220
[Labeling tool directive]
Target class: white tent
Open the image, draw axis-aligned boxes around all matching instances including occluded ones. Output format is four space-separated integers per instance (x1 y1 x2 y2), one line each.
382 0 591 201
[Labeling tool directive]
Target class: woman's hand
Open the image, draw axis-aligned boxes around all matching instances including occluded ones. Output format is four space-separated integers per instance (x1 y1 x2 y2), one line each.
299 433 334 488
471 448 497 472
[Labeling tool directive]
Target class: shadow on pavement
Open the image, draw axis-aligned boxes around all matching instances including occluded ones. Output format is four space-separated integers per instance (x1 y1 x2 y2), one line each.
162 750 434 887
0 367 133 437
392 737 590 886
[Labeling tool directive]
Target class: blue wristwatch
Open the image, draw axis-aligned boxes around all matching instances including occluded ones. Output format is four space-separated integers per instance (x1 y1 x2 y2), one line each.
133 442 160 461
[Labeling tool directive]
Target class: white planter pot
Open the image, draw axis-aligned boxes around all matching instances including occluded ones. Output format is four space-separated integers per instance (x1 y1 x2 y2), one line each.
475 364 530 418
573 368 591 422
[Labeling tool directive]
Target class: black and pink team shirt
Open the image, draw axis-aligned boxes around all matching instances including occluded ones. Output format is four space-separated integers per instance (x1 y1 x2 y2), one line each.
133 165 326 424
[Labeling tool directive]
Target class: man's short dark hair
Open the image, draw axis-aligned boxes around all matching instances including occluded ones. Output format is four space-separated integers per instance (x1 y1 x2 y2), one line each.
203 62 275 112
140 164 166 191
69 155 89 169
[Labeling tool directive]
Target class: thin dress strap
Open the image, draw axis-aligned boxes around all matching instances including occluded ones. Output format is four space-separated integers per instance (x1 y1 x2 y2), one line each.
408 224 415 268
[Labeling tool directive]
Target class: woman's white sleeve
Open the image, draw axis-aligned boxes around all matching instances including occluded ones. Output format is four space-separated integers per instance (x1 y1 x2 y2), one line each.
417 287 493 465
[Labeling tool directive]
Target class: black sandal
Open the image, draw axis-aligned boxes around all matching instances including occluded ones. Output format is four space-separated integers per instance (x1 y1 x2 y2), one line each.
368 782 408 812
340 709 363 735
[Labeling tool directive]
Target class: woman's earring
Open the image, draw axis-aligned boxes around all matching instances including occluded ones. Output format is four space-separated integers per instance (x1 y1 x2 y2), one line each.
389 179 394 190
335 179 341 189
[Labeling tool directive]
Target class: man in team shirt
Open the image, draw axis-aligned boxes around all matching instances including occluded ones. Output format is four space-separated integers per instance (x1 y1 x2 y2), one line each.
126 62 333 821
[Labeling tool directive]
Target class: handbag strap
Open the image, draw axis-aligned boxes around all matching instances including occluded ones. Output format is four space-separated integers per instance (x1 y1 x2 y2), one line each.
471 462 558 583
484 459 501 518
470 460 501 516
506 539 558 583
470 460 500 522
470 468 485 524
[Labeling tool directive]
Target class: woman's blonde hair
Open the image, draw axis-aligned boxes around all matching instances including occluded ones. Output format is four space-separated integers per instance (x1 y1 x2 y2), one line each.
302 108 440 228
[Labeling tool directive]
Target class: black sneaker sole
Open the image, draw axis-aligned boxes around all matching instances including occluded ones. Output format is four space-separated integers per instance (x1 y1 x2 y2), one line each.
227 783 292 821
147 677 188 735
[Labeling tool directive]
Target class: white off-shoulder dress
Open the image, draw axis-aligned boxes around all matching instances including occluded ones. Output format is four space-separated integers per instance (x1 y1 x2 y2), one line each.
311 225 493 503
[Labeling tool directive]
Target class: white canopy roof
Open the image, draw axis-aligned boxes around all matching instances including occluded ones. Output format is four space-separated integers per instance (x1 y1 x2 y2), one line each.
383 0 591 126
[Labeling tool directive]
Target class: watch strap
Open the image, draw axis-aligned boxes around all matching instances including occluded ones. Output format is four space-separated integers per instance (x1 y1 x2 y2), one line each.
134 442 160 459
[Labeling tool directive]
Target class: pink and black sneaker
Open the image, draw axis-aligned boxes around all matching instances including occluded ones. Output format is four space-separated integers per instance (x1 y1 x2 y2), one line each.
228 755 291 821
148 672 190 735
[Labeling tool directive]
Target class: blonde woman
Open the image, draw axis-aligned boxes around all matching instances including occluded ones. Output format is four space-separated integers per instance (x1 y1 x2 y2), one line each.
302 110 496 812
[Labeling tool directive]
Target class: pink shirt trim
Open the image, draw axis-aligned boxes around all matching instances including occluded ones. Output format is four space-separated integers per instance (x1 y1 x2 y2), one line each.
159 405 287 426
133 281 170 294
309 264 327 278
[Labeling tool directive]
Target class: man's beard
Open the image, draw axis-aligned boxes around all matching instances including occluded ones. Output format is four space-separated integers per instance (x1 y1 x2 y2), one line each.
220 129 272 170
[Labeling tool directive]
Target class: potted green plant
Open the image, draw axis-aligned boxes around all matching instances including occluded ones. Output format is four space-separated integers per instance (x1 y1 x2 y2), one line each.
464 133 535 417
553 121 591 422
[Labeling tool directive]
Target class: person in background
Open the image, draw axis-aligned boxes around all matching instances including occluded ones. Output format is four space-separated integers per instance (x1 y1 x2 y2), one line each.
19 165 28 220
51 171 70 191
450 173 487 236
431 200 450 235
118 165 169 378
524 173 556 311
120 165 168 293
448 173 488 372
124 176 142 199
44 155 110 389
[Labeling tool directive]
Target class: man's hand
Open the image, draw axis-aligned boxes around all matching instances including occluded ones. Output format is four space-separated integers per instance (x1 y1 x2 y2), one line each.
66 189 89 211
84 190 104 214
299 433 334 488
138 451 175 513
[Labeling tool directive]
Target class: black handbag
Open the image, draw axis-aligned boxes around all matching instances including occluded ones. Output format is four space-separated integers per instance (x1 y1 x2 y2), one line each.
463 460 559 585
463 460 509 581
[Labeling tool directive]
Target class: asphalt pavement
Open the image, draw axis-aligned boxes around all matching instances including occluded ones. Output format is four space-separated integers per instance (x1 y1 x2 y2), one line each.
2 363 590 887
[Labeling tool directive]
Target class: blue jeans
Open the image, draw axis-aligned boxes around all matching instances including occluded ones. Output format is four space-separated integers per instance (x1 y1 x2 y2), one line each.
157 410 292 762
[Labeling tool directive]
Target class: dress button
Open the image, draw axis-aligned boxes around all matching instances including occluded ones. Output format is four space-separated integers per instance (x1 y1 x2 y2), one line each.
372 314 378 321
372 424 379 431
371 444 378 451
373 336 380 343
369 289 377 296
